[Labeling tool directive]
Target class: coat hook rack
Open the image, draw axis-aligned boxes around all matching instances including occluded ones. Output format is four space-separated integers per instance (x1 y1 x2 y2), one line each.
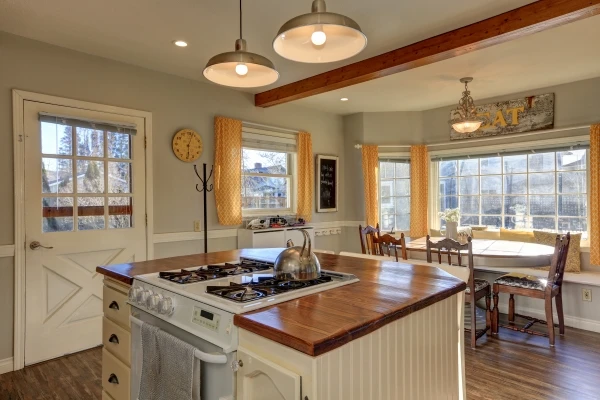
194 163 214 253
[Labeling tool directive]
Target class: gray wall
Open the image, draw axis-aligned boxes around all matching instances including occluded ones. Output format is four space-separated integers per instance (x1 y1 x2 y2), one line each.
0 32 345 360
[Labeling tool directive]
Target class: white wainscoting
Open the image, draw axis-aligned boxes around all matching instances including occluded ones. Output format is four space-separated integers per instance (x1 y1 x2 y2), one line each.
0 357 14 375
0 245 15 258
152 221 364 243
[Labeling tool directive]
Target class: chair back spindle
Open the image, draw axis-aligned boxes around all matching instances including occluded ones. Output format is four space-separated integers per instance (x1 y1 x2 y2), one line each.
426 235 474 294
372 233 408 261
358 224 381 255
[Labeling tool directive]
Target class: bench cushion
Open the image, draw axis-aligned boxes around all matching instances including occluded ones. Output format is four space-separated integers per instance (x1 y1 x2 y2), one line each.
466 278 490 294
495 272 547 291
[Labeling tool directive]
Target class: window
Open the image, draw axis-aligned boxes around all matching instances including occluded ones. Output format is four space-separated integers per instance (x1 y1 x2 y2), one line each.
379 160 410 232
437 149 588 237
41 117 134 232
242 148 293 214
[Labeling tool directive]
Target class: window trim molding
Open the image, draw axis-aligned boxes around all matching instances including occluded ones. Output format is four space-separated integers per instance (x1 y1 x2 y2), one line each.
429 135 589 158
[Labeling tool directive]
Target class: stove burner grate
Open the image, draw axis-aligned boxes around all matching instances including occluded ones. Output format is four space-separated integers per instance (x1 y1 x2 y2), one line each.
158 259 273 284
206 275 333 303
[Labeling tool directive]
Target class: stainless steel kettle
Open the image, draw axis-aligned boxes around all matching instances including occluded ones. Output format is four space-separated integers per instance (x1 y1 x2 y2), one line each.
274 229 321 281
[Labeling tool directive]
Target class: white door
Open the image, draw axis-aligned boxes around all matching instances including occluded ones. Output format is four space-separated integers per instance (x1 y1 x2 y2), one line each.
236 348 301 400
23 100 147 365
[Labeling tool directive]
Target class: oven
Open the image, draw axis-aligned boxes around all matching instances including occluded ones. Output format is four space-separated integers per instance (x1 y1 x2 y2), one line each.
130 306 237 400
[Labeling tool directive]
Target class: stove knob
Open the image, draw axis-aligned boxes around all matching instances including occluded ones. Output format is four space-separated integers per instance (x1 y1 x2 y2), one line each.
146 293 162 311
136 289 151 306
158 296 174 315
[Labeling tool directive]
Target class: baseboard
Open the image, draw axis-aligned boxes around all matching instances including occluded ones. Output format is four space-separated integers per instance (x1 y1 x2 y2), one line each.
496 303 600 333
0 357 14 375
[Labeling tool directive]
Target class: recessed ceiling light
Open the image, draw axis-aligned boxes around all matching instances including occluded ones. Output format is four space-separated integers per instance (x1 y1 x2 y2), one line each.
173 40 188 47
340 97 349 101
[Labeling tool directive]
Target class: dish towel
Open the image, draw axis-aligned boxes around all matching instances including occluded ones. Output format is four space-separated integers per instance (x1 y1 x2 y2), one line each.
139 322 200 400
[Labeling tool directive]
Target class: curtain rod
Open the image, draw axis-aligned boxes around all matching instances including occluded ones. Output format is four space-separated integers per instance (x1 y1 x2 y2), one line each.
353 124 592 150
242 120 299 134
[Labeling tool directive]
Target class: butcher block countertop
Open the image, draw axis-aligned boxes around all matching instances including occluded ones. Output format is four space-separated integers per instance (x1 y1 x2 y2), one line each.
97 248 465 356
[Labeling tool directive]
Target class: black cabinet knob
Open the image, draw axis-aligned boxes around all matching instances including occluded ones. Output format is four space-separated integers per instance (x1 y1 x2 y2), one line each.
109 301 119 310
108 334 119 344
108 373 119 384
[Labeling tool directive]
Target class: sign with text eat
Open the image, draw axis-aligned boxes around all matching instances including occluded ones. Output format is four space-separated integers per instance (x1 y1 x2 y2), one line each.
450 93 554 140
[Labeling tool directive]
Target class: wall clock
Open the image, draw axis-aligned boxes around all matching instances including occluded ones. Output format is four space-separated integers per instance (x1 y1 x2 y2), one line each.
172 129 203 162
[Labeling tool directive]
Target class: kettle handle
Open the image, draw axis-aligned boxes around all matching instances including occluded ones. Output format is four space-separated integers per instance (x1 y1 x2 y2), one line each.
299 229 311 258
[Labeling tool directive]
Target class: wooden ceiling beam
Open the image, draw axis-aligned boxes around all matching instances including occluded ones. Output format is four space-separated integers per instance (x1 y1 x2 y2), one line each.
255 0 600 108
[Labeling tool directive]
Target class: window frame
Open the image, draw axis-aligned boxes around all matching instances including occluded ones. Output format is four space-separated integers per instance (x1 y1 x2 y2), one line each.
241 147 296 218
431 138 590 238
378 157 411 234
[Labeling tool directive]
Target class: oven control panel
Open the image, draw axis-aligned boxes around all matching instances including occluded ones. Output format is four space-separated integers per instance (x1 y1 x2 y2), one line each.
192 306 221 332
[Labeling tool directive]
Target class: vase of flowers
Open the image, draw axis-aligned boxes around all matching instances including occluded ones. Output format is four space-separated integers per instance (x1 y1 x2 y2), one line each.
438 208 460 240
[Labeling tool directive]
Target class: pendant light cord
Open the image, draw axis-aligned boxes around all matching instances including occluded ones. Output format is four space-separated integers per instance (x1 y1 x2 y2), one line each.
239 0 243 40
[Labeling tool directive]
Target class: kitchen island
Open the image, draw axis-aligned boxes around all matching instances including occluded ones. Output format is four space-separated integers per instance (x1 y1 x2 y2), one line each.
97 248 466 400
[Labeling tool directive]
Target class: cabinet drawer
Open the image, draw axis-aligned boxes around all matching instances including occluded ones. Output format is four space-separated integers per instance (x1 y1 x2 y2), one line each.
103 285 131 329
103 317 131 366
102 348 130 400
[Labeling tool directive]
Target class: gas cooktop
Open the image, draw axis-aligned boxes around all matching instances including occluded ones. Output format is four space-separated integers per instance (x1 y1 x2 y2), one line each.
158 259 272 284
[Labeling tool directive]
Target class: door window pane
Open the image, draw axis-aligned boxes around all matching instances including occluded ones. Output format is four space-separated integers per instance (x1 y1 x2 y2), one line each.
108 162 131 193
42 122 72 155
42 197 74 232
77 161 105 193
109 197 133 229
76 128 104 157
77 197 105 230
108 131 131 159
42 158 73 194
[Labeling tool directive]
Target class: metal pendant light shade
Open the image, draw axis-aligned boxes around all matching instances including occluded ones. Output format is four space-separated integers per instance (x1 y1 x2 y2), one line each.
273 0 367 63
450 78 485 134
203 1 279 88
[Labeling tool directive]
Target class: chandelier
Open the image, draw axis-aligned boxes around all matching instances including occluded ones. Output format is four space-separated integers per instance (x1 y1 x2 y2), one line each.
450 78 484 134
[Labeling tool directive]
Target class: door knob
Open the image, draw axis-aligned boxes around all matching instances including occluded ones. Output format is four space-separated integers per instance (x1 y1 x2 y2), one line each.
29 241 54 250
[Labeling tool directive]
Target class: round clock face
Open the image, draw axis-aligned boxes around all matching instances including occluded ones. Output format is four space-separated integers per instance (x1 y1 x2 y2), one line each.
172 129 203 162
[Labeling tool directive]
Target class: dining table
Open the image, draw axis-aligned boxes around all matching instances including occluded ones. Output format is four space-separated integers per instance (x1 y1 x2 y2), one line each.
406 236 555 268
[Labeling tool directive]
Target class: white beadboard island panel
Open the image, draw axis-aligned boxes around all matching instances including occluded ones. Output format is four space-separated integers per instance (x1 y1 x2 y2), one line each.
239 294 462 400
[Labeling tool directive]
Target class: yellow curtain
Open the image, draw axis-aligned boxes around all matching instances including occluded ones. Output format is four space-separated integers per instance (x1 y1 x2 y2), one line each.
590 124 600 265
214 116 242 225
296 132 314 222
362 145 379 226
410 145 429 238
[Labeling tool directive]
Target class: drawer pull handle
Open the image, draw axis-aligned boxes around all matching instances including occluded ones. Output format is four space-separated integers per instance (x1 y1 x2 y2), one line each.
109 301 119 310
108 373 119 384
109 334 119 344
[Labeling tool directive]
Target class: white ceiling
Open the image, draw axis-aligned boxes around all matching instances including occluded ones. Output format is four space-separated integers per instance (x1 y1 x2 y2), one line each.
0 0 535 92
296 15 600 114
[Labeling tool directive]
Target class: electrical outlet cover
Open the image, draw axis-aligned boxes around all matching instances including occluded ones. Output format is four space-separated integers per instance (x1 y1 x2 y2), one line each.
194 220 201 232
583 289 592 302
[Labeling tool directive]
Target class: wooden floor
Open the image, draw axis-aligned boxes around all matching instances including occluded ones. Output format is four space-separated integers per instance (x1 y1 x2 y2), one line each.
1 322 599 400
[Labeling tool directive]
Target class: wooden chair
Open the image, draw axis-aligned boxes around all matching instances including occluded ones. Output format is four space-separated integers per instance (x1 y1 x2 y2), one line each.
372 233 408 261
358 224 381 255
492 233 571 346
426 235 491 348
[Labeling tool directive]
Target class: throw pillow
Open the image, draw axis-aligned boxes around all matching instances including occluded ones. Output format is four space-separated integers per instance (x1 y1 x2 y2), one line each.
472 230 500 240
429 228 442 237
533 231 581 273
500 228 535 243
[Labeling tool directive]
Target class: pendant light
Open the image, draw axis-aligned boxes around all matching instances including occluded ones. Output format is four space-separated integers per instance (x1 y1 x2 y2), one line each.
203 0 279 88
273 0 367 63
450 78 485 134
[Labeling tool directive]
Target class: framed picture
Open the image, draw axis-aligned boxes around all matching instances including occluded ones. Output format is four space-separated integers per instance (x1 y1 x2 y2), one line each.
316 155 338 212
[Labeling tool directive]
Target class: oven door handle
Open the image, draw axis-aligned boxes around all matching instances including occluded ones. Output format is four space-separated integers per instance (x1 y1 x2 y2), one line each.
129 315 228 364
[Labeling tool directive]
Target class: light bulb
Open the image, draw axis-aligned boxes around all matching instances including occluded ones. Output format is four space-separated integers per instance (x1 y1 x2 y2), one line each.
311 28 327 46
235 63 248 76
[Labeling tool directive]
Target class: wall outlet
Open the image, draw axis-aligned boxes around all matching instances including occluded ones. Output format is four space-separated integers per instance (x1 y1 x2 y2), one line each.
582 288 592 302
194 220 202 232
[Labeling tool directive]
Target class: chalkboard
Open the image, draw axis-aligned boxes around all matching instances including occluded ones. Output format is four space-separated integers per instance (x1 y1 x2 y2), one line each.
317 155 338 212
